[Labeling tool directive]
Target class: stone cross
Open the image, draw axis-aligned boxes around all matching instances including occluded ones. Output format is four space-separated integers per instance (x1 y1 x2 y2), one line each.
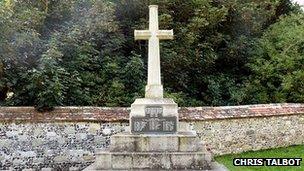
134 5 173 98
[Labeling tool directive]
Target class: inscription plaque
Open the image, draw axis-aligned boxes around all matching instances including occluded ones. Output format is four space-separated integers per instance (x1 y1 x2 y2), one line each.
131 106 177 134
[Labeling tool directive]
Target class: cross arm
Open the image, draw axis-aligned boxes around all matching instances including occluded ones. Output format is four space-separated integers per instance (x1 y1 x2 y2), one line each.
134 30 151 40
157 30 173 40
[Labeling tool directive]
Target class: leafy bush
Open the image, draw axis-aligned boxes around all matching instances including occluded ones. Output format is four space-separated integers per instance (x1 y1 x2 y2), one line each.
244 13 304 103
0 0 302 111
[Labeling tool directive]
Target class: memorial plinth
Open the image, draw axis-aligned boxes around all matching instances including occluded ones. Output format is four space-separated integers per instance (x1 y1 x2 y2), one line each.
84 5 226 171
86 132 214 170
130 98 178 134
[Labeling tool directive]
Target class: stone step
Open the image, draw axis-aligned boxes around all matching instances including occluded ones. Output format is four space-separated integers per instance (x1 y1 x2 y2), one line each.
110 132 205 152
94 151 213 170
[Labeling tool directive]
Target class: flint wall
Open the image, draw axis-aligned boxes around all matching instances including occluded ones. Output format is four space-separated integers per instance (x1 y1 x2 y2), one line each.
0 103 303 170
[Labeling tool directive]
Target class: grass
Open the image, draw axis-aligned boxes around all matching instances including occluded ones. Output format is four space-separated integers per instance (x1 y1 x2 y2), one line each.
215 145 304 171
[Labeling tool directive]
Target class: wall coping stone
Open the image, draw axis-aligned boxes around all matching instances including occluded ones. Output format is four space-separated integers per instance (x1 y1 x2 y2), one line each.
0 103 303 122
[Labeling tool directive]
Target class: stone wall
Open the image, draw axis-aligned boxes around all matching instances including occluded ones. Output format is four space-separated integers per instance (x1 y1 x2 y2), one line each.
194 114 304 155
0 122 127 170
0 103 303 170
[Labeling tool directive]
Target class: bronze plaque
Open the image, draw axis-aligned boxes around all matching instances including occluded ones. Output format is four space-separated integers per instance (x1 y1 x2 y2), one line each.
131 106 177 134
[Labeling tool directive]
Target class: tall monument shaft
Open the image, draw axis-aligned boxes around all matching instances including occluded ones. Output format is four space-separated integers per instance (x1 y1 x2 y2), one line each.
134 5 173 98
148 5 161 86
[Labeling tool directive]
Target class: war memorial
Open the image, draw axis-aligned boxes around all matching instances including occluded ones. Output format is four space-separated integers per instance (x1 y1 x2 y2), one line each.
85 5 225 170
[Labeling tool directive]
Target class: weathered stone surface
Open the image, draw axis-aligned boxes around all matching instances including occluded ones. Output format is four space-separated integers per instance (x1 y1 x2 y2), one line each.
94 135 107 144
134 5 173 99
69 167 80 171
64 126 76 134
130 98 179 133
32 157 44 165
1 104 303 122
6 131 19 137
20 151 36 158
18 135 28 142
143 136 178 151
88 123 100 134
33 128 44 137
194 114 304 155
179 136 204 152
132 153 168 169
32 138 44 147
170 153 194 169
13 158 25 165
75 133 87 140
83 154 94 161
0 122 128 170
0 104 303 170
130 98 178 118
0 139 13 148
110 135 136 152
110 132 202 152
93 151 211 170
111 154 132 169
95 153 111 170
53 155 69 163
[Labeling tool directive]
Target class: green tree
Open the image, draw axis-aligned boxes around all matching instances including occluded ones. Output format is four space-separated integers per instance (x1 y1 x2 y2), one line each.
0 0 46 102
1 0 126 110
244 13 304 103
0 0 302 110
115 0 297 106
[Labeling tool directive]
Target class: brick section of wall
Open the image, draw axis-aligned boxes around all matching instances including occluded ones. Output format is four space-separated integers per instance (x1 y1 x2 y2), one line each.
0 107 129 122
0 103 303 122
179 103 304 121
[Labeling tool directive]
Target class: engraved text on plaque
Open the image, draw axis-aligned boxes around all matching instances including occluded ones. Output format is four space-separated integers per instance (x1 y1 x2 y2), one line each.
131 106 177 134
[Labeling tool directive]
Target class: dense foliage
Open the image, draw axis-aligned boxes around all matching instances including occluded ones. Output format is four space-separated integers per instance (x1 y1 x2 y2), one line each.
244 13 304 103
0 0 302 110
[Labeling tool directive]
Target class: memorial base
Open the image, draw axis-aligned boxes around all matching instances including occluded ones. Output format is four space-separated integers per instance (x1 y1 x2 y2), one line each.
84 132 227 170
130 98 179 133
